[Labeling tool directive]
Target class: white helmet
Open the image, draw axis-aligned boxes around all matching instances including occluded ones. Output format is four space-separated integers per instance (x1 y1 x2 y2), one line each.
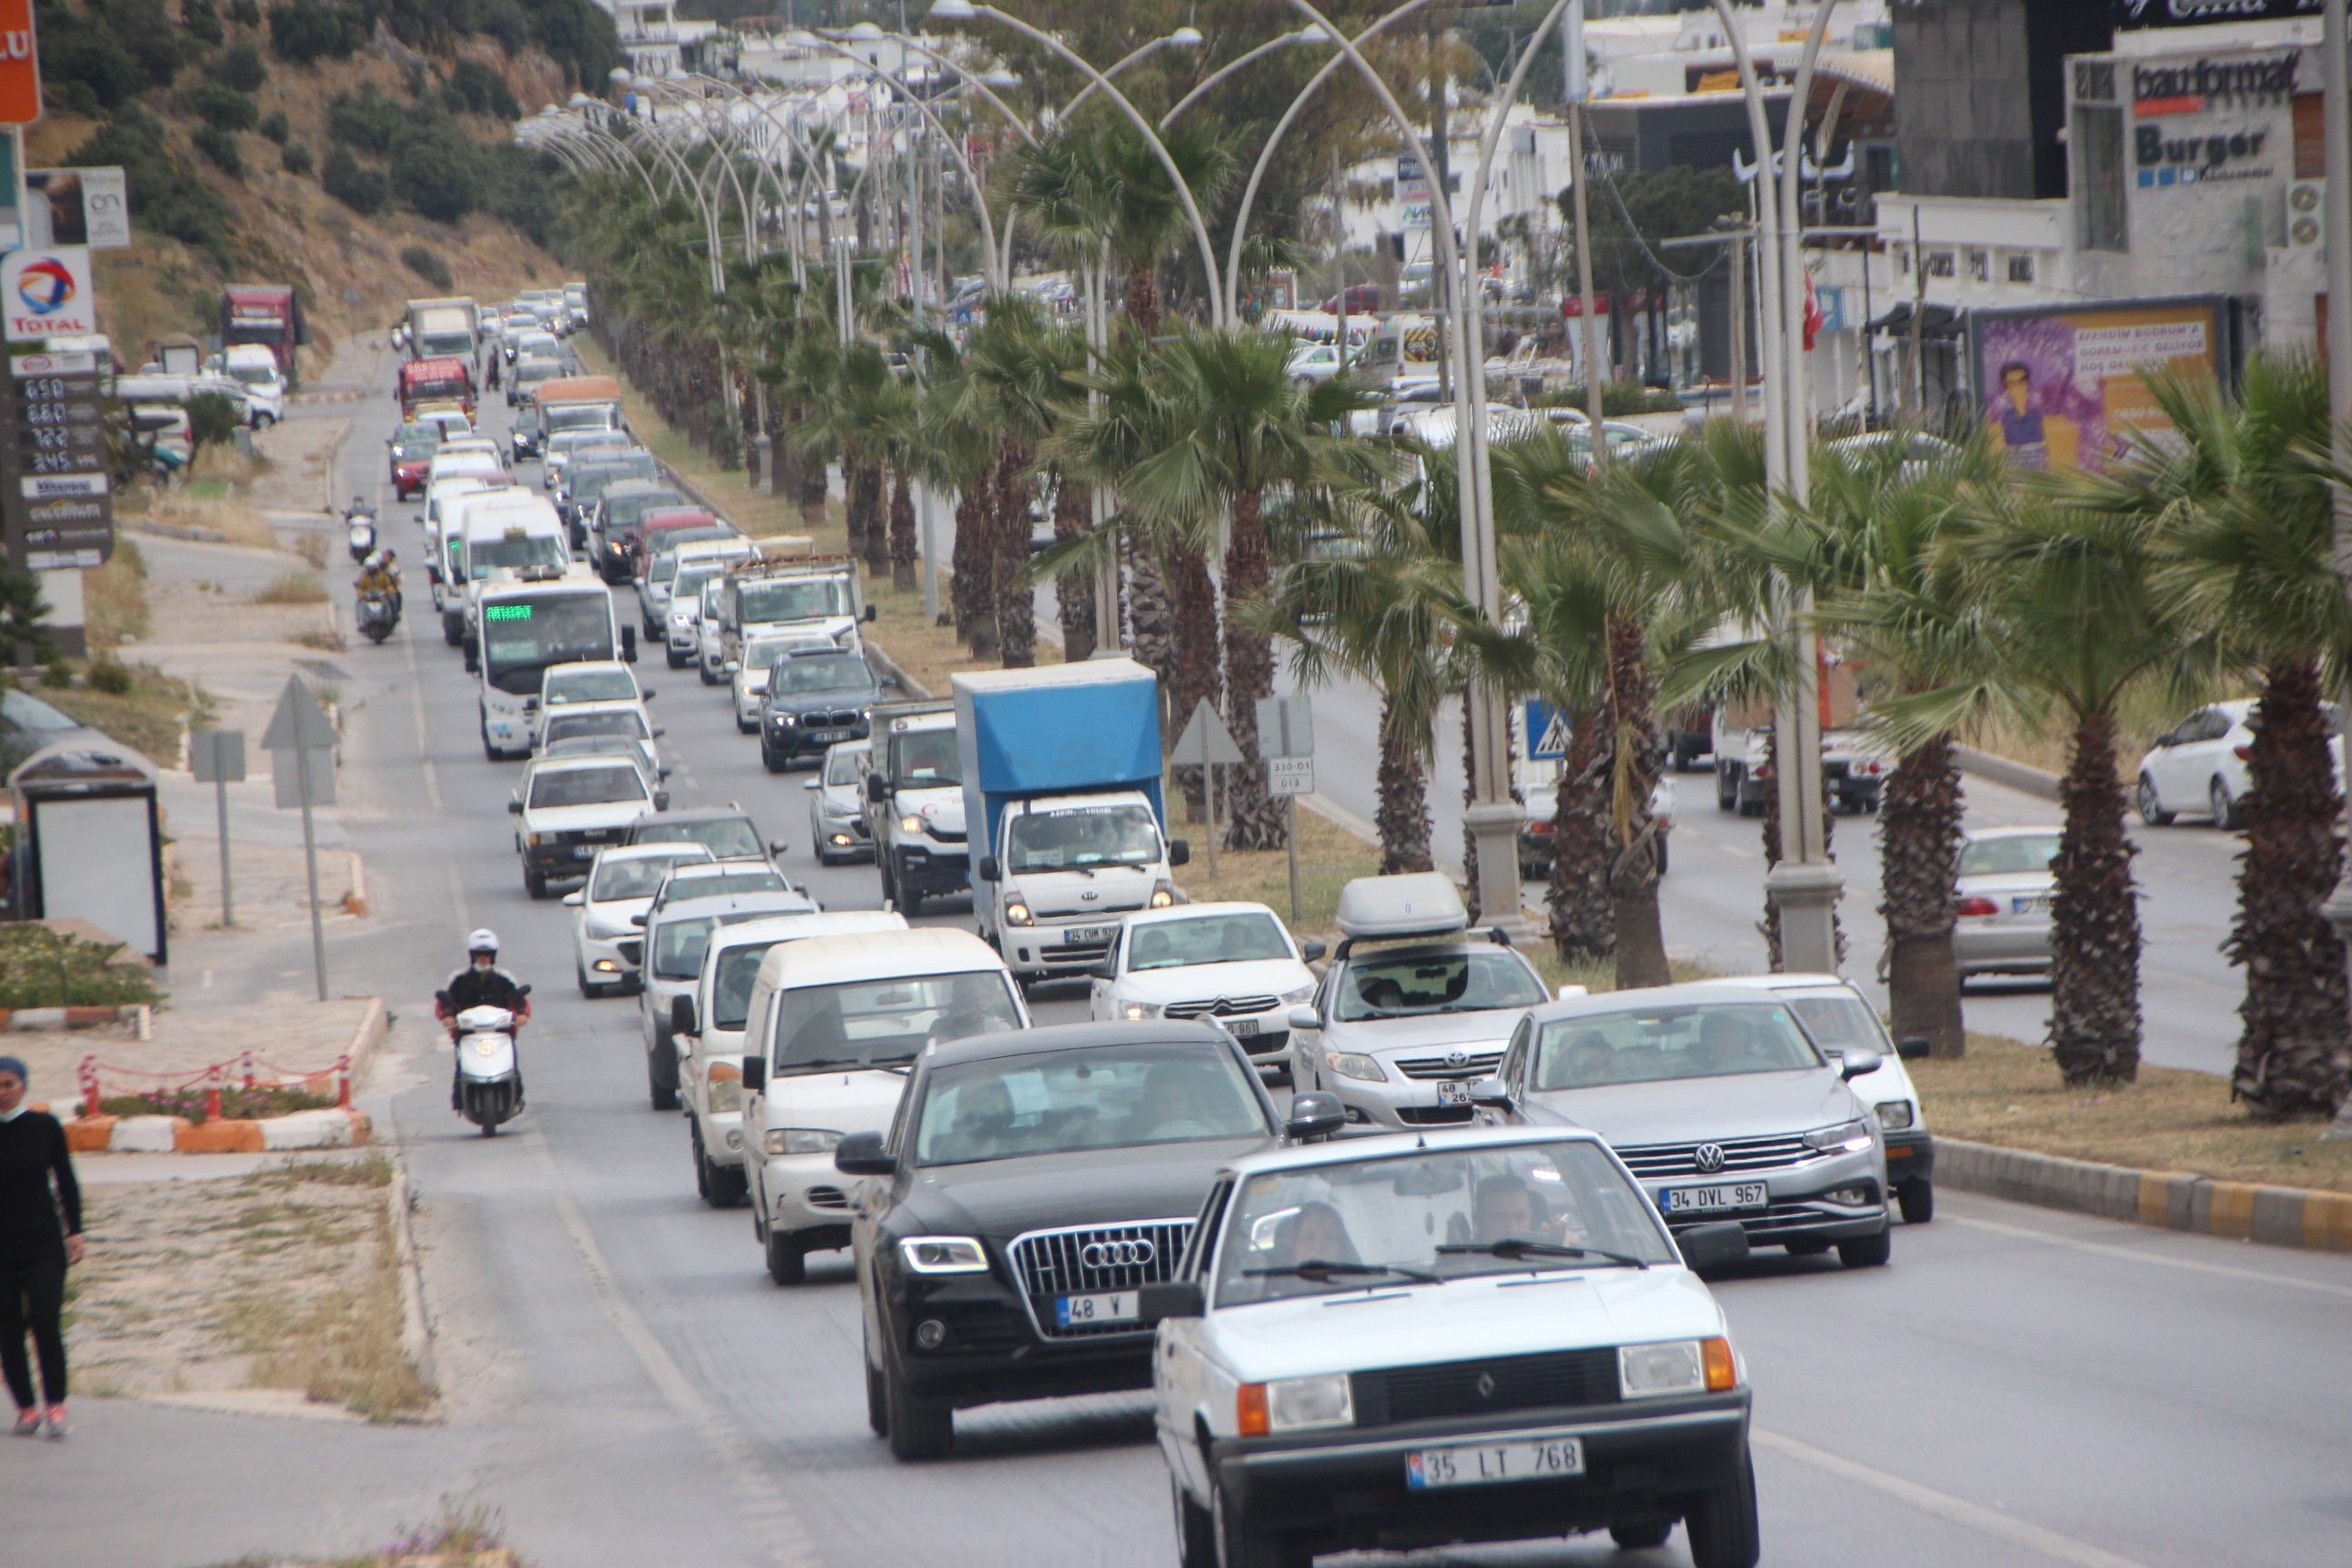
466 927 499 956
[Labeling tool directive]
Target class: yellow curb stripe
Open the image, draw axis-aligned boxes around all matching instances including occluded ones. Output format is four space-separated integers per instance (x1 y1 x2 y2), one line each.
2137 1171 2174 1230
2207 1181 2257 1240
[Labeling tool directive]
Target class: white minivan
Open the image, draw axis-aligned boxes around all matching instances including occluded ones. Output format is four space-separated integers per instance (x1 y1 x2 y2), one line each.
739 927 1027 1284
672 910 907 1210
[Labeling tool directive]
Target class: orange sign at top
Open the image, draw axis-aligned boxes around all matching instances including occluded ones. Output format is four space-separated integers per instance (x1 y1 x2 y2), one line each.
0 0 39 128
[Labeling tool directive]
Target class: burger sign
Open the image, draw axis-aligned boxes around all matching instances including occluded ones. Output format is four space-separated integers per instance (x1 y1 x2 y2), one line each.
3 247 95 341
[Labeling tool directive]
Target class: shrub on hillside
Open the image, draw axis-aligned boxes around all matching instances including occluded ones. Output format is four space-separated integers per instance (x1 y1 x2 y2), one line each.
444 58 520 121
389 119 479 222
401 244 453 290
205 39 269 93
229 0 259 22
185 79 260 132
192 124 245 177
480 142 555 247
107 0 182 88
65 105 236 262
319 143 388 214
33 0 150 111
326 85 401 154
258 109 289 144
85 656 133 695
281 139 313 175
183 0 223 44
268 0 364 64
523 0 622 90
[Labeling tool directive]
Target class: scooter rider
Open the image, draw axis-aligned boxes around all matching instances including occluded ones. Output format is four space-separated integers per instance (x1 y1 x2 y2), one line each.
355 551 399 623
437 929 530 1112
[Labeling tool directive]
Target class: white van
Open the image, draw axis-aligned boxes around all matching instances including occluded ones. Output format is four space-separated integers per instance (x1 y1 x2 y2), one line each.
220 344 288 426
1352 315 1443 389
673 910 907 1210
739 927 1027 1283
456 495 569 645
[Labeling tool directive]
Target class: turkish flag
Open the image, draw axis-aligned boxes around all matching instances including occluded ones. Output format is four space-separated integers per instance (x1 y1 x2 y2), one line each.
1802 274 1826 354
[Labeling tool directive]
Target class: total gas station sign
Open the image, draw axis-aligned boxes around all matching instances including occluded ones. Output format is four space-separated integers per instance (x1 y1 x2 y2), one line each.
3 247 94 340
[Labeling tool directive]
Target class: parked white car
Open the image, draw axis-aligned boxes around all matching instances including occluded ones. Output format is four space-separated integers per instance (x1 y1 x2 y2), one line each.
805 739 874 864
2134 698 2347 829
1149 1126 1756 1568
563 842 713 997
1089 903 1324 1083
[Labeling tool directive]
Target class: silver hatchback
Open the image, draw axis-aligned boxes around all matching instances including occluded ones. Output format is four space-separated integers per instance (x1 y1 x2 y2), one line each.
1488 984 1893 1266
1953 826 2060 981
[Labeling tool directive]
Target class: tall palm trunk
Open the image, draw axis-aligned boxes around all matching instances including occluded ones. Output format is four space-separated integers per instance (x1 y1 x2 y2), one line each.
1053 475 1097 661
858 459 889 578
1603 615 1671 989
1460 706 1484 923
1220 485 1285 850
1548 706 1613 964
1127 539 1175 683
842 441 870 560
992 442 1036 668
2050 710 2142 1085
1376 694 1434 874
1169 541 1220 820
1879 732 1966 1058
953 486 997 660
2227 654 2351 1117
888 470 917 593
1125 267 1161 337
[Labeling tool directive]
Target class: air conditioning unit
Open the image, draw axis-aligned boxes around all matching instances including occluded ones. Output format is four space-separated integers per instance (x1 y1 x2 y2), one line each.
2288 181 2324 249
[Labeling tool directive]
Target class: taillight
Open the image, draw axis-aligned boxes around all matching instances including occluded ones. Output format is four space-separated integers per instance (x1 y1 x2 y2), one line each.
1528 819 1555 836
1955 897 1999 918
2233 744 2252 760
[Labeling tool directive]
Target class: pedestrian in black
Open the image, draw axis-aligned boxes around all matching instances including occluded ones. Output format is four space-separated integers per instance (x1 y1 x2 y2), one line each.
0 1054 83 1438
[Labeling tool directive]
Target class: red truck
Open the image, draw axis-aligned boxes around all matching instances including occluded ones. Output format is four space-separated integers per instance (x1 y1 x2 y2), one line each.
398 356 475 421
220 285 308 385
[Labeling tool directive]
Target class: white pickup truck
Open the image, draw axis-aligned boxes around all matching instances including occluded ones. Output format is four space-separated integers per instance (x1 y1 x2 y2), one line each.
1710 709 1891 817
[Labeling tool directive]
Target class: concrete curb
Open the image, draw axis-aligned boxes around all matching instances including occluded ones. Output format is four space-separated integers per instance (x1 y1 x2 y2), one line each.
1936 1136 2352 1253
342 850 370 916
63 1106 374 1152
0 1004 147 1031
864 639 930 701
122 518 229 544
386 1147 436 1395
346 994 389 1079
1955 745 2061 803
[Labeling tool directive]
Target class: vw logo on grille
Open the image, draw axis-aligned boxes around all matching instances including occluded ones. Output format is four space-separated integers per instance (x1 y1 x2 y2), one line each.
1693 1143 1727 1173
1446 1049 1469 1068
1475 1372 1497 1400
1082 1240 1156 1269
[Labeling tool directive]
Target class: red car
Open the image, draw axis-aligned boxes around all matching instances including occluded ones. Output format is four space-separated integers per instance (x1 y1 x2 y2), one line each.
632 505 730 578
387 430 438 499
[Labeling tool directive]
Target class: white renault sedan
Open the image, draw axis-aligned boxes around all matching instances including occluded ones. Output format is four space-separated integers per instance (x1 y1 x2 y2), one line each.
1148 1126 1756 1568
1089 903 1324 1082
564 842 713 996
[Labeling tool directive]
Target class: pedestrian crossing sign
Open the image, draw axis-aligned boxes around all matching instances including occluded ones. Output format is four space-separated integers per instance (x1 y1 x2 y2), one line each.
1524 700 1571 761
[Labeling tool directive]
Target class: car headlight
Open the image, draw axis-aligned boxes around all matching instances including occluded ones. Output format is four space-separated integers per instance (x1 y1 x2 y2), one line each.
900 815 924 835
1238 1374 1354 1436
1803 1119 1875 1154
1876 1100 1916 1132
525 832 544 847
1620 1338 1738 1398
707 1073 741 1114
762 1128 842 1155
1326 1050 1386 1083
1121 1001 1164 1021
1150 878 1175 908
898 1236 989 1274
584 920 635 941
1004 898 1034 926
1280 983 1316 1004
771 711 798 726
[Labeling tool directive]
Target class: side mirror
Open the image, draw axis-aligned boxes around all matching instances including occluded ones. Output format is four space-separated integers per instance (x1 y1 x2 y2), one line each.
740 1054 767 1093
1137 1280 1204 1324
1839 1047 1883 1081
651 727 667 739
1896 1035 1931 1062
722 660 741 674
515 983 533 998
769 839 790 857
1299 940 1327 964
641 688 657 701
1675 1220 1750 1271
562 891 583 906
671 995 698 1037
1283 1091 1346 1141
866 774 889 803
976 856 1002 882
629 914 646 926
1288 1004 1322 1033
833 1131 896 1177
652 789 671 811
620 624 638 662
1087 958 1114 980
862 603 877 622
507 799 523 814
803 779 821 790
1167 839 1191 867
1467 1076 1513 1109
658 767 673 780
1556 984 1589 1002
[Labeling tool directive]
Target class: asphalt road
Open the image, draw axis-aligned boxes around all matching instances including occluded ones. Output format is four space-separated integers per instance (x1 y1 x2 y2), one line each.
291 360 2352 1568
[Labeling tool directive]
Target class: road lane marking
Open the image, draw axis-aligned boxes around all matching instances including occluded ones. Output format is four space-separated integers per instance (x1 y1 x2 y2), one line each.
1945 1212 2352 1299
398 603 443 815
1754 1428 2155 1568
527 1125 820 1568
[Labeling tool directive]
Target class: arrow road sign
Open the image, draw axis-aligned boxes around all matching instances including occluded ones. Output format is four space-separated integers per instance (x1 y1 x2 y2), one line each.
1171 698 1247 769
261 674 338 751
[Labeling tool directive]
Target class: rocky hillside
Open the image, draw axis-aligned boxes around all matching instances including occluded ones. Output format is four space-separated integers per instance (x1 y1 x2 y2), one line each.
30 0 616 373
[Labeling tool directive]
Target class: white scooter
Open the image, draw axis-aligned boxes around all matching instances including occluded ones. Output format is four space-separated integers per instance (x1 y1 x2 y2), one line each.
447 995 528 1135
347 510 378 562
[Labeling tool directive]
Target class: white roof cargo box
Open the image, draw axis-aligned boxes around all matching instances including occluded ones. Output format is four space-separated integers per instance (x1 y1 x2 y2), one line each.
1333 872 1466 942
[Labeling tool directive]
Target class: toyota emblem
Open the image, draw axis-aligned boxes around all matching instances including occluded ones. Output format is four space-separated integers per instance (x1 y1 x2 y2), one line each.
1446 1049 1469 1068
1693 1143 1727 1173
1081 1239 1157 1269
1475 1372 1497 1400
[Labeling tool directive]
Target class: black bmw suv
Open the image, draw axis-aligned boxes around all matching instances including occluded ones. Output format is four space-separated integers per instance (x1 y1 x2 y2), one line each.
759 648 883 772
827 1020 1339 1460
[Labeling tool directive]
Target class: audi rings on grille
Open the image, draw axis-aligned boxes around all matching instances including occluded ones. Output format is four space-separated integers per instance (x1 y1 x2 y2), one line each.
1080 1239 1157 1269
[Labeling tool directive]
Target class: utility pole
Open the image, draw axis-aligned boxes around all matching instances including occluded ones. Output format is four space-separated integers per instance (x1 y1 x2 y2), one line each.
1563 1 1603 462
2318 0 2352 1138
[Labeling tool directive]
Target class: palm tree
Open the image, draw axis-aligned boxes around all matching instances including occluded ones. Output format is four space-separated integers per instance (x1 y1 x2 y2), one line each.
957 297 1086 668
2085 356 2352 1118
904 327 1001 655
1240 461 1457 875
1105 324 1377 848
1884 480 2199 1087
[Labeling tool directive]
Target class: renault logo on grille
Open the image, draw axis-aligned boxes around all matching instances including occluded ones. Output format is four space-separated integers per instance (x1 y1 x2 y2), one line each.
1694 1143 1727 1173
1082 1240 1156 1269
1475 1372 1497 1399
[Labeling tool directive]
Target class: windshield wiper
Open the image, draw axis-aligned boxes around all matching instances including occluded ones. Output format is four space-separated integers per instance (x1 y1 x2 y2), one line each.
1242 1259 1440 1285
1435 1237 1650 1270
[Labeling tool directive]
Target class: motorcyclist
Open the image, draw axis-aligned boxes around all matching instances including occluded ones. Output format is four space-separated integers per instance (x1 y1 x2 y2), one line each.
437 929 530 1112
355 551 398 623
344 495 371 521
377 548 403 615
